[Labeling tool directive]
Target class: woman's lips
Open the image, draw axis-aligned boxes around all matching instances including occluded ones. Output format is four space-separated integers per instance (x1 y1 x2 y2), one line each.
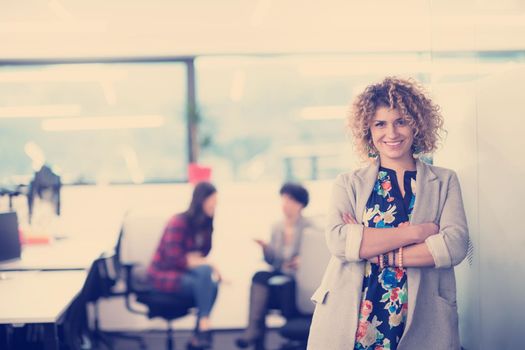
384 140 403 147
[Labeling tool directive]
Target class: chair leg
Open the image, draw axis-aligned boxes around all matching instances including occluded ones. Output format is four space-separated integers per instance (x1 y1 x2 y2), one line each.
279 340 307 350
91 303 113 350
254 336 265 350
167 322 174 350
91 303 146 350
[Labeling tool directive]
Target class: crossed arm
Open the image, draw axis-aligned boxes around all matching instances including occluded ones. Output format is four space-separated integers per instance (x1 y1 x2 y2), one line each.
343 213 437 267
326 173 469 269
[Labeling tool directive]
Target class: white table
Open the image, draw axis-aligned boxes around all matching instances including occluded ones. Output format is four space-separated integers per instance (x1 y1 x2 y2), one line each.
0 237 110 271
0 270 87 349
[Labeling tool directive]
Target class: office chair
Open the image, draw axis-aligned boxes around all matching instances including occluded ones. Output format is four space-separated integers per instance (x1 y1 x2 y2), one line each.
119 207 196 350
85 250 147 350
27 165 61 223
278 224 331 350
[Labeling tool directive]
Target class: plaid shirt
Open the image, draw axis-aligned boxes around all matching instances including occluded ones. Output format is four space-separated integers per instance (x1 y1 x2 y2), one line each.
147 214 212 292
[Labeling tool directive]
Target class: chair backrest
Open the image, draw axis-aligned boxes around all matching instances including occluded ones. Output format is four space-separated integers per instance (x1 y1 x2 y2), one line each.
295 219 331 315
0 211 21 263
119 206 176 267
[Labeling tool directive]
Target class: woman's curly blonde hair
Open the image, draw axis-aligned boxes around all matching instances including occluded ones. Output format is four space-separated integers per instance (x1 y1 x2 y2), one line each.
348 77 444 160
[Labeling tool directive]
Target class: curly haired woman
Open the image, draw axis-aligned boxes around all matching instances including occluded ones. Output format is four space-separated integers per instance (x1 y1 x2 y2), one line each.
307 77 469 350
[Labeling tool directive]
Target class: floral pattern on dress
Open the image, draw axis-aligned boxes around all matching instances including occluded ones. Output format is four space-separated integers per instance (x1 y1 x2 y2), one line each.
374 171 395 203
354 167 416 350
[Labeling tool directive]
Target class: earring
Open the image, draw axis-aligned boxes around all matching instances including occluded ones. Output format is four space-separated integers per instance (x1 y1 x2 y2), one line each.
367 146 378 158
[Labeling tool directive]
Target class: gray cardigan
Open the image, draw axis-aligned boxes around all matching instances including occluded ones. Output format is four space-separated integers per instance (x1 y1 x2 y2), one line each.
307 159 469 350
263 216 313 273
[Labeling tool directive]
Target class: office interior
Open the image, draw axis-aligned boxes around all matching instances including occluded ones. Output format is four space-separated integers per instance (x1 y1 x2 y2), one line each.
0 1 524 349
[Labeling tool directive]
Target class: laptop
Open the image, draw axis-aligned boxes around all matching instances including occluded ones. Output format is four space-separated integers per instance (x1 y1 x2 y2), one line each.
0 212 22 263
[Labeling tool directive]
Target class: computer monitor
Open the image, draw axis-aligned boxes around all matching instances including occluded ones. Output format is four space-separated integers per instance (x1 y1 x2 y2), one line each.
0 211 21 263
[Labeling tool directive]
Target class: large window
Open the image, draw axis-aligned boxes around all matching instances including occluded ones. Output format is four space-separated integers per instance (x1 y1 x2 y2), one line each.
197 55 432 182
2 52 522 186
197 52 524 182
0 62 188 185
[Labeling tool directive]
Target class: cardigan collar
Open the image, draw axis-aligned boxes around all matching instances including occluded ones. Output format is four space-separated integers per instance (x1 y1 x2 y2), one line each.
354 157 438 183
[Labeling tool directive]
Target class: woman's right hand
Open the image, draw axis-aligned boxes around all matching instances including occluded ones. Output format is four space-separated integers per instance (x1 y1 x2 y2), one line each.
253 239 268 249
414 222 440 242
211 264 223 283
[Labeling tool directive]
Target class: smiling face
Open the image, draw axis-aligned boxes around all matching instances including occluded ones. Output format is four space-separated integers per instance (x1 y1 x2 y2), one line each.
370 106 414 165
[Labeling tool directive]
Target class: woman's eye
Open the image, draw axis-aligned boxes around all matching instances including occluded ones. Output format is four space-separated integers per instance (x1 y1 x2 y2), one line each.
374 122 384 128
396 119 407 126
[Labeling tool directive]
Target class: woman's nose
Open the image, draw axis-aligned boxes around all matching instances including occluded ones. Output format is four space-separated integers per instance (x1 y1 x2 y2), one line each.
386 124 398 138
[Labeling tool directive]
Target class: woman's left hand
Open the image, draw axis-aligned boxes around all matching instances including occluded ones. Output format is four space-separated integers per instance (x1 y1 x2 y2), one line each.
343 213 358 225
211 264 225 283
283 256 300 270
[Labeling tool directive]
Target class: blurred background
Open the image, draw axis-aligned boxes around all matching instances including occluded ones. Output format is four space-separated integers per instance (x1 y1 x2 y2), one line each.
0 1 524 349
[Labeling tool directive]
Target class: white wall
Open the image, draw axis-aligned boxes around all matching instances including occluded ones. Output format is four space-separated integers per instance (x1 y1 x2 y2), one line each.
433 67 525 349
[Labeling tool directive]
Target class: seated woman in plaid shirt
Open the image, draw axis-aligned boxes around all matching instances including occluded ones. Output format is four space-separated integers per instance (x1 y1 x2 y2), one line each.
148 182 219 349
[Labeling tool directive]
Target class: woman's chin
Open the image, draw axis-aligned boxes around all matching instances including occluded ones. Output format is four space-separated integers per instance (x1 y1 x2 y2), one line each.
379 150 413 161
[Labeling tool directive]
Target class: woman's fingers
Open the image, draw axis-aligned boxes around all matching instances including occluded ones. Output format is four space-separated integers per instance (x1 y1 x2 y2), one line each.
286 256 300 270
343 213 358 224
212 266 223 283
413 222 440 242
253 239 268 248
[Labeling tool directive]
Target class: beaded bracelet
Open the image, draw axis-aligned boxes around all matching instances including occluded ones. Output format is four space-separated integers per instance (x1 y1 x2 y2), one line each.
379 254 384 269
392 250 396 267
383 253 389 268
398 247 404 269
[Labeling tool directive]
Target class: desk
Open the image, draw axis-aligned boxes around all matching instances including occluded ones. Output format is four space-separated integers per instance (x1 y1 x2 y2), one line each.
0 235 114 348
0 270 87 349
0 237 110 271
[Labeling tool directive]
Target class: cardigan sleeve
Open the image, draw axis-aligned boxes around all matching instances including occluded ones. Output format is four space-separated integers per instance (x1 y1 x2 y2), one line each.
325 174 365 262
425 172 470 268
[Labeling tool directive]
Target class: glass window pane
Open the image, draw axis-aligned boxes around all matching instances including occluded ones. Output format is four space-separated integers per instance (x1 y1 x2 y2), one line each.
0 63 187 185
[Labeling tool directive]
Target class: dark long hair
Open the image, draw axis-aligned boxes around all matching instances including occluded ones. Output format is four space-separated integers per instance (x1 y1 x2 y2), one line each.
182 182 217 236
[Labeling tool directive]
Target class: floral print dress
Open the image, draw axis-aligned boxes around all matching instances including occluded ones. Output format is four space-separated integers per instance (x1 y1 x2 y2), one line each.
354 166 417 350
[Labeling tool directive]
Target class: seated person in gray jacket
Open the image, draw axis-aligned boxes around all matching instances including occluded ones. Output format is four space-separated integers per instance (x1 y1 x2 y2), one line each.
236 183 313 348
